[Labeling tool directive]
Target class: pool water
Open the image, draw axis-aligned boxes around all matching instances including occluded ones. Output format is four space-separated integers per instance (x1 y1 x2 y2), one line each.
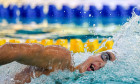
31 13 140 84
0 13 140 84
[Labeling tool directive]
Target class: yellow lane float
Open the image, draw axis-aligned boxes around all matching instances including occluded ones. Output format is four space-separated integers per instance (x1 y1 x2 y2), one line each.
0 39 114 53
9 39 20 43
0 39 6 46
85 39 100 52
25 39 38 43
105 40 114 50
41 39 53 46
70 39 84 53
100 39 107 45
55 39 68 48
95 40 114 53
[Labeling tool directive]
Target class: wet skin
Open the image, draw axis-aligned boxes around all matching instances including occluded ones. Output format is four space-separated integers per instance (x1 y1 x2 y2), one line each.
76 52 116 73
0 43 116 84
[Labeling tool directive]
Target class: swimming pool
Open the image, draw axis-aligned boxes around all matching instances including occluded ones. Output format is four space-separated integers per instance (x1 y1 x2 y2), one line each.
0 1 140 83
0 14 139 84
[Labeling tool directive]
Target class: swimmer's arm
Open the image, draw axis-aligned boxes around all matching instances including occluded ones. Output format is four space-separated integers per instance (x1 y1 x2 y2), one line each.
0 43 19 65
0 43 74 71
14 66 56 84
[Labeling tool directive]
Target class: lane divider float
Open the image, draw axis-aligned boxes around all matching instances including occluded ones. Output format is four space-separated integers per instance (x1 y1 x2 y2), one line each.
0 39 114 53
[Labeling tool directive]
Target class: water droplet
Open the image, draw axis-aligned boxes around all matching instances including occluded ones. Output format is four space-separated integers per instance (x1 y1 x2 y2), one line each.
89 39 94 42
89 14 91 17
49 66 52 70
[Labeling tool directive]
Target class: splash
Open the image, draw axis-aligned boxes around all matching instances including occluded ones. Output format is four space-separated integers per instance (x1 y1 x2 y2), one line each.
0 62 27 84
30 14 140 83
0 14 140 84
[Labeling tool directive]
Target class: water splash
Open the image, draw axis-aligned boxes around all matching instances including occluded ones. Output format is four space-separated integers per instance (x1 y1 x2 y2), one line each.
0 62 27 84
30 14 140 83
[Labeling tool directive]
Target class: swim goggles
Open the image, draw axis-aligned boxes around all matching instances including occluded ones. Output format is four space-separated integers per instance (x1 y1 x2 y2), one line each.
101 52 111 62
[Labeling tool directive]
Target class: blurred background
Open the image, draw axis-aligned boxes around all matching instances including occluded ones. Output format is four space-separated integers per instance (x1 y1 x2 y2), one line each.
0 0 139 43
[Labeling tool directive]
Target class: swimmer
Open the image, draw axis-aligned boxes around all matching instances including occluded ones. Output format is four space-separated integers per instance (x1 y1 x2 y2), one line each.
0 43 116 83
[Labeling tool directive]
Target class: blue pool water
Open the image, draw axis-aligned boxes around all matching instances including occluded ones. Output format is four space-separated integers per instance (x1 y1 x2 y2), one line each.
0 13 140 84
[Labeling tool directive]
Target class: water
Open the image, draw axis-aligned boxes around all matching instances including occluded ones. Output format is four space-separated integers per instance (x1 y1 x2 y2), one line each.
0 14 140 84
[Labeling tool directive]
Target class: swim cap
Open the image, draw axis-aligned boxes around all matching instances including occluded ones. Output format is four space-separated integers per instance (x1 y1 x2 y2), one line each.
106 49 117 58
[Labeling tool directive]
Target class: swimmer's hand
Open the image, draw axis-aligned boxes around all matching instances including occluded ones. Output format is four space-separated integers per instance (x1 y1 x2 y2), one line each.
0 43 74 71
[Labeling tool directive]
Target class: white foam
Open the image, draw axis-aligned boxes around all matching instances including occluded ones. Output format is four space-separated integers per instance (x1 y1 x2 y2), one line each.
0 62 27 83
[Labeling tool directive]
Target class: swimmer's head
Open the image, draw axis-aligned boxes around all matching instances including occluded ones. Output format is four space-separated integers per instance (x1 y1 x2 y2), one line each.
78 51 116 73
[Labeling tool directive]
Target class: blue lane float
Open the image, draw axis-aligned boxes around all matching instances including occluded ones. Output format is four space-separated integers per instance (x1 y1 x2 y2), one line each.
101 5 115 17
88 6 100 18
0 4 139 19
47 5 59 18
0 5 8 18
132 7 140 16
0 4 139 25
61 5 73 18
59 5 73 24
7 5 18 18
73 5 86 18
127 5 135 17
35 5 45 18
114 5 126 17
19 5 36 18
